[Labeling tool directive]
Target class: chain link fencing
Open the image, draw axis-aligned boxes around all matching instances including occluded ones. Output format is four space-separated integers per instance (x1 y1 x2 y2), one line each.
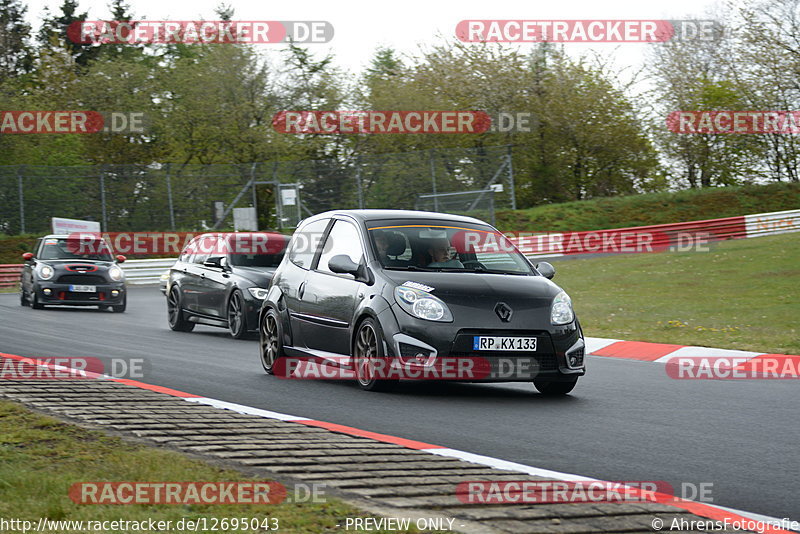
0 145 515 235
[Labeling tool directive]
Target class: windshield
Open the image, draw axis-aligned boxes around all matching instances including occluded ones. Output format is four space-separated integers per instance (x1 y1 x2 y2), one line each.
39 237 113 261
228 253 285 268
367 222 534 275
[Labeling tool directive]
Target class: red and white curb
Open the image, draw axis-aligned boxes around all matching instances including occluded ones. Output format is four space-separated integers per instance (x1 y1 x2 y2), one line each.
586 337 800 377
0 351 795 533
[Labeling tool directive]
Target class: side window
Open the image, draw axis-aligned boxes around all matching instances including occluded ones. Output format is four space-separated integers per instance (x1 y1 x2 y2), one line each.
288 219 329 269
193 236 216 264
180 237 200 263
317 220 364 275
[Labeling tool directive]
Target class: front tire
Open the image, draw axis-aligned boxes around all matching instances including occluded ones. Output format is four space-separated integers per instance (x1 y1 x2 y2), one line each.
227 290 247 339
112 294 126 313
260 308 284 374
533 377 578 396
167 286 194 332
20 286 28 306
353 318 397 392
30 290 43 310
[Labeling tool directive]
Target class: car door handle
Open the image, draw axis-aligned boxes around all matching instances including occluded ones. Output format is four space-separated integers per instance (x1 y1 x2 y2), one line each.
298 281 306 299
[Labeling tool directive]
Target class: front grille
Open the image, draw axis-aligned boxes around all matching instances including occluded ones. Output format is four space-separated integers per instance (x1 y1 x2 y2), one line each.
61 291 104 301
57 275 106 284
450 352 559 376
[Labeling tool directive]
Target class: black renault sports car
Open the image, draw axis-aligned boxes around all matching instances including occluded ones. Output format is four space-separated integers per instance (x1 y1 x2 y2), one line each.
259 210 585 394
19 235 127 312
166 232 290 338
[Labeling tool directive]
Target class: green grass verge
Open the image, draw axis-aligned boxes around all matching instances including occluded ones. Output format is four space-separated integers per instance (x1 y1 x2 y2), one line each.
496 182 800 232
554 232 799 355
0 400 431 534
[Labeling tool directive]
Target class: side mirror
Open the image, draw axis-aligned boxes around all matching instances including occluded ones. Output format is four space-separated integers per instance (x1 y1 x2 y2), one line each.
535 261 556 280
115 255 126 263
203 256 228 271
328 254 360 276
22 252 34 261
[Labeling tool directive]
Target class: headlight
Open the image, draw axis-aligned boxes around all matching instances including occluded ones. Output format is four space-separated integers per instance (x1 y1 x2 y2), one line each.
159 271 169 282
551 291 574 325
109 265 123 281
248 287 269 300
39 265 54 280
394 286 453 322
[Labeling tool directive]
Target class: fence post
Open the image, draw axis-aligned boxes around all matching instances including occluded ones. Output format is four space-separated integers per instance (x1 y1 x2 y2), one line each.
165 163 176 230
16 166 25 234
99 165 108 231
355 158 364 209
250 163 259 230
430 149 438 211
507 146 516 210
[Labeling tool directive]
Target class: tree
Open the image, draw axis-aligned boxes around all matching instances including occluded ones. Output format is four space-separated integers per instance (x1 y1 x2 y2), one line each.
0 0 33 83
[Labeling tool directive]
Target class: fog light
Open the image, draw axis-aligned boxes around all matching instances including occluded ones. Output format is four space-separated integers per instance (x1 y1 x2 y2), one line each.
43 288 52 295
415 354 427 363
111 290 119 297
569 356 578 366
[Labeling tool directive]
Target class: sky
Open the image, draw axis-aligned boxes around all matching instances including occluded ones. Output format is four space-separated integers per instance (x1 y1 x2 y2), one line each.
23 0 728 78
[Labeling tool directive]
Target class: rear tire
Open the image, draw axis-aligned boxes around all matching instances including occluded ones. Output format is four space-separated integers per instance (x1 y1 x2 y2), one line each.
260 308 284 375
167 287 194 332
353 318 397 392
533 377 578 396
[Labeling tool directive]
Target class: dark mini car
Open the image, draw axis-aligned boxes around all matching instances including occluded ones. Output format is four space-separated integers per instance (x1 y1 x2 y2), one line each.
258 210 586 395
19 235 127 312
166 232 290 338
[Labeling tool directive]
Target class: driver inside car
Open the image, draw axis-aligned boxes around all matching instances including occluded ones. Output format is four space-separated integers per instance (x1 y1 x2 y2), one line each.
427 237 464 268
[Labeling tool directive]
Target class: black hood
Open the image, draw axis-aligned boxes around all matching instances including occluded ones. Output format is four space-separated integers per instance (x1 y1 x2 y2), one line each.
230 266 276 287
380 270 567 329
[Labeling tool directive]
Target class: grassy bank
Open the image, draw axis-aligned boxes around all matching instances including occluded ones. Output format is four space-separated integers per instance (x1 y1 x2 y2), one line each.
0 400 425 534
496 182 800 232
554 232 799 354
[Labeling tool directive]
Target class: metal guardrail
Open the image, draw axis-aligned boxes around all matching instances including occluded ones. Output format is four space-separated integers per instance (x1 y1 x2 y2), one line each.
121 258 176 285
2 209 798 287
516 208 800 259
0 264 23 289
0 259 175 288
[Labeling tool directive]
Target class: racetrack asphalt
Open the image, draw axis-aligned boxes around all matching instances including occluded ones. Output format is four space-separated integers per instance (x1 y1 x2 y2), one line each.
1 287 797 521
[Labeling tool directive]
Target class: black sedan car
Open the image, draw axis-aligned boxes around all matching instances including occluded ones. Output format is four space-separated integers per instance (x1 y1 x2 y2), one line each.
166 232 290 338
20 235 127 312
259 210 586 395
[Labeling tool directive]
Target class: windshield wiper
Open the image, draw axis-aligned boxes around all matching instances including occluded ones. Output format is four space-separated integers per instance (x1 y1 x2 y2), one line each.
384 265 437 272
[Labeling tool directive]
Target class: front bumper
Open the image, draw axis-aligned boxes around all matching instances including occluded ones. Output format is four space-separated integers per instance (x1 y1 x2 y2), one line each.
378 305 585 382
35 282 125 306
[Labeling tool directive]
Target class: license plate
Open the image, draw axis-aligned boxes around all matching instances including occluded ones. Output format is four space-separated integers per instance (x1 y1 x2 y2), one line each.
473 336 537 351
69 285 96 292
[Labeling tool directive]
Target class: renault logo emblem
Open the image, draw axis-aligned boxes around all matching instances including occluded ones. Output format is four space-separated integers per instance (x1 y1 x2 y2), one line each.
495 302 513 322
